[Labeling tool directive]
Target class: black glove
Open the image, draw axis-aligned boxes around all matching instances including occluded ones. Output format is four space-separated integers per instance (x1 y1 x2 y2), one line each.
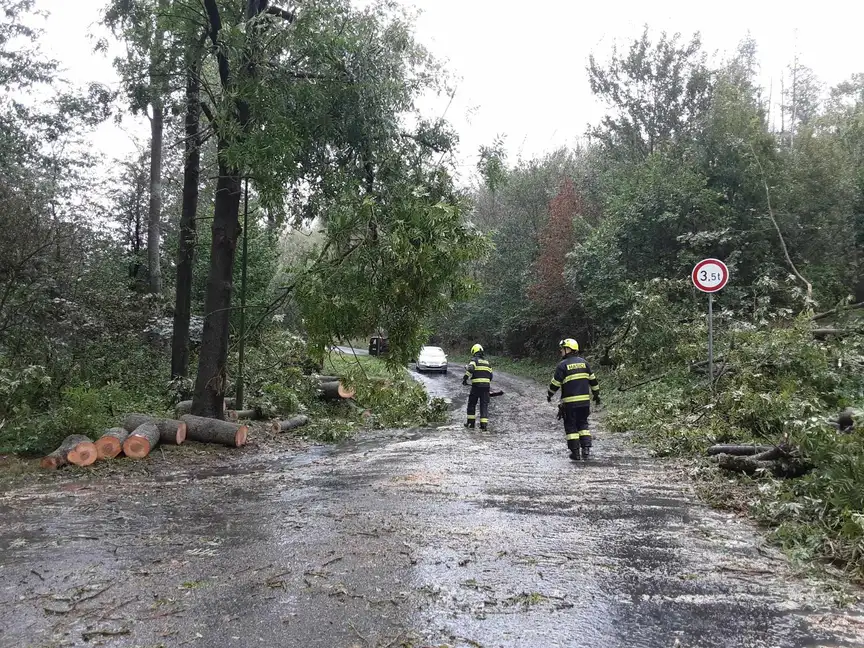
546 392 553 403
593 394 602 406
556 404 564 420
462 378 468 386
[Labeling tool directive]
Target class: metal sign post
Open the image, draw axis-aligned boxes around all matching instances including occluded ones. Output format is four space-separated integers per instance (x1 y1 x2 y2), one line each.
692 258 729 392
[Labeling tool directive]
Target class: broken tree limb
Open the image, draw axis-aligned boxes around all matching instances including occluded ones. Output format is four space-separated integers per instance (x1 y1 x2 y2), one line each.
750 142 814 304
40 435 93 470
319 381 356 400
95 428 130 459
121 414 187 445
122 423 160 459
811 301 864 322
181 415 248 448
271 415 310 433
707 444 775 456
812 328 860 339
714 451 811 478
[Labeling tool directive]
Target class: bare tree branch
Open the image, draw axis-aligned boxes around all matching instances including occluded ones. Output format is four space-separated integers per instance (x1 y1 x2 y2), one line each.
749 143 813 306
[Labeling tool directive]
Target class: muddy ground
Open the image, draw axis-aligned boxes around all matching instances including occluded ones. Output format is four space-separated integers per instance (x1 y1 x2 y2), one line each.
2 369 863 648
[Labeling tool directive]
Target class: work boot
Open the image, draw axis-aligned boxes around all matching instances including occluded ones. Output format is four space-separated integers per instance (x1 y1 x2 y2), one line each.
580 446 590 460
464 422 474 429
479 424 487 431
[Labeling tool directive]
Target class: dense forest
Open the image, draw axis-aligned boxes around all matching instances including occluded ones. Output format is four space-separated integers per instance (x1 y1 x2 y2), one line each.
2 0 863 578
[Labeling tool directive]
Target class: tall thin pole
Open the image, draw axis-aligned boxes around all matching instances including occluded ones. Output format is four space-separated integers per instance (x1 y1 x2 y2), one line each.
708 293 714 394
235 177 250 408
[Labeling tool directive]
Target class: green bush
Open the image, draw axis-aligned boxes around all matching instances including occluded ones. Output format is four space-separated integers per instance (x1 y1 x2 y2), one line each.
602 280 864 578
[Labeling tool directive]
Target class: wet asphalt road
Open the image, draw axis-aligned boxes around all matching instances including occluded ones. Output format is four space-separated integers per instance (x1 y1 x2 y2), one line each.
2 369 863 648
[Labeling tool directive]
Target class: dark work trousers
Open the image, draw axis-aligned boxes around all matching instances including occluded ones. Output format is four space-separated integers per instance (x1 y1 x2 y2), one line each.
562 403 592 457
466 385 491 429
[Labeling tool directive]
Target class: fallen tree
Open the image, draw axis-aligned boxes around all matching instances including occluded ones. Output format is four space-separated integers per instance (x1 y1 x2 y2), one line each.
710 443 812 478
121 414 187 445
181 415 248 447
122 423 161 459
95 428 131 459
40 435 96 469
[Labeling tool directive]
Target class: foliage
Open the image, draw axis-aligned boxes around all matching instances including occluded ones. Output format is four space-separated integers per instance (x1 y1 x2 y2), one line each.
436 28 864 578
324 352 448 428
601 279 864 576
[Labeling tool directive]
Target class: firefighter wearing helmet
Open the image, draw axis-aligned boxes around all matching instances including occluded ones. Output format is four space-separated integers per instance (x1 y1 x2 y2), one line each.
462 343 493 430
547 338 600 460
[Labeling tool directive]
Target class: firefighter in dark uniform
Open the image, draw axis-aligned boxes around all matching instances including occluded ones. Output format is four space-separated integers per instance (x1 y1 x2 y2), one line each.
463 343 493 430
547 338 600 460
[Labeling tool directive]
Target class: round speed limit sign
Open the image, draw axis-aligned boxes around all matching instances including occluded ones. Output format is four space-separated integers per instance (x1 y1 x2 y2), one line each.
692 258 729 293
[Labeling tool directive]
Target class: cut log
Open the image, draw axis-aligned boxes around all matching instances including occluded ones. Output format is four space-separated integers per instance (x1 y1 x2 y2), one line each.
95 428 130 459
320 381 356 400
40 435 93 470
271 415 310 433
66 438 98 467
315 375 340 383
706 444 774 456
121 414 187 445
122 423 161 459
181 415 248 448
227 408 262 422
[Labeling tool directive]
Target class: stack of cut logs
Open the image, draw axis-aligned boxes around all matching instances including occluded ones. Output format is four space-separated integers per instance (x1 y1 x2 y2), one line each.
41 376 363 469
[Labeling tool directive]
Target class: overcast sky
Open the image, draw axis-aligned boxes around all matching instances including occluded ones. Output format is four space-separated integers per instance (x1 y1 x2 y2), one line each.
34 0 864 183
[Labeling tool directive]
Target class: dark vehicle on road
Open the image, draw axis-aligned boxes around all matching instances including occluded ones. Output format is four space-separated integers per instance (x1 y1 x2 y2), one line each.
368 335 389 356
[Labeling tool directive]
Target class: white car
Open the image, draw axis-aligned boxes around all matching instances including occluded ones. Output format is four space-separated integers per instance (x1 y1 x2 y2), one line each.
416 346 448 373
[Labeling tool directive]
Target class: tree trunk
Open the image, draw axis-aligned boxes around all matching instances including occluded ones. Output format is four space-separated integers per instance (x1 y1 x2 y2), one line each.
95 428 131 459
121 414 187 445
147 101 164 295
171 58 202 379
181 414 248 447
40 435 93 470
122 423 161 459
191 151 242 419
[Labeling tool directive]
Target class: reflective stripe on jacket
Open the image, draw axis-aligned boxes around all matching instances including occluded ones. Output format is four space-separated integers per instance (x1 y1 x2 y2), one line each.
464 356 493 385
547 355 599 405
